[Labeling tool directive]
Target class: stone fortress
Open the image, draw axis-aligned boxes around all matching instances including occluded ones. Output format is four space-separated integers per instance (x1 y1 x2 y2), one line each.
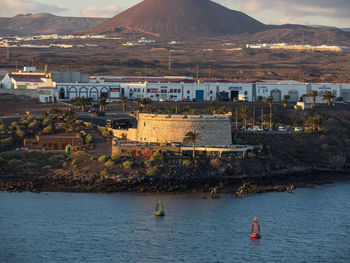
112 113 232 146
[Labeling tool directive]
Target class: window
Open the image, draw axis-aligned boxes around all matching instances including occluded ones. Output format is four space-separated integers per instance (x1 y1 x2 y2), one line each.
144 122 146 127
245 91 248 95
147 89 150 93
210 91 213 94
187 90 190 94
170 89 173 93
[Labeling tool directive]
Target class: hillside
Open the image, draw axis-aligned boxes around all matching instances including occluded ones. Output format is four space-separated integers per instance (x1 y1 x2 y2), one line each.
85 0 268 37
0 13 107 36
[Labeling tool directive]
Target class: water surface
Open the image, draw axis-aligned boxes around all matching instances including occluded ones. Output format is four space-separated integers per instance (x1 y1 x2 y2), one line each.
1 183 350 262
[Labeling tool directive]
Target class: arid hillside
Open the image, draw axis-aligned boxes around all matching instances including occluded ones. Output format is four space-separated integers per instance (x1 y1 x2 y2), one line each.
0 13 107 36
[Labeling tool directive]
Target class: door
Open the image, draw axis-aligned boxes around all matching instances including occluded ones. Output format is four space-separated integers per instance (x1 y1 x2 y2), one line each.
288 90 299 102
196 90 204 101
271 89 281 102
231 91 239 101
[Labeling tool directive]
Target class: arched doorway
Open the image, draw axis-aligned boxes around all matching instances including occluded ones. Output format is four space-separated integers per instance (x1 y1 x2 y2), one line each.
270 89 281 102
68 87 77 100
79 87 88 98
90 87 98 100
288 89 299 102
100 87 109 99
59 88 65 99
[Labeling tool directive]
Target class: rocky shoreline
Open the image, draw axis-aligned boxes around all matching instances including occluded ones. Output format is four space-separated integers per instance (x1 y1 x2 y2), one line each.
1 167 349 195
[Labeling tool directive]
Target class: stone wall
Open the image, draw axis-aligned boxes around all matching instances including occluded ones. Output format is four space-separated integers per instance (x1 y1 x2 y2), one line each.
0 88 39 99
113 114 232 146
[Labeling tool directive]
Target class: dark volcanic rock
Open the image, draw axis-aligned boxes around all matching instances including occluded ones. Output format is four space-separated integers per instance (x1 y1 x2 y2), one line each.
86 0 268 37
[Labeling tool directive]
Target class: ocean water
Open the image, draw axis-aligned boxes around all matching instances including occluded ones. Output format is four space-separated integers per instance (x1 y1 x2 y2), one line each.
1 182 350 263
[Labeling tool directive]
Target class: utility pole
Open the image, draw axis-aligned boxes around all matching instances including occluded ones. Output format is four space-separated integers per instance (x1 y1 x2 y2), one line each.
196 64 199 79
208 65 211 79
168 51 172 71
253 107 256 127
235 107 238 131
301 32 304 46
6 47 10 60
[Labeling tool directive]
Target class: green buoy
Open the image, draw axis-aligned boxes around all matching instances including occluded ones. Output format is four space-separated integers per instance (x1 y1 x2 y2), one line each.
155 200 165 216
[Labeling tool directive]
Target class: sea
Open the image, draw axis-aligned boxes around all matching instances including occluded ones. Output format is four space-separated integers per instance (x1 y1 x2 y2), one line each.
1 182 350 263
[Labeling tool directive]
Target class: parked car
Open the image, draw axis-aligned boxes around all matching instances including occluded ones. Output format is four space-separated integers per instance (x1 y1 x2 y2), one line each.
294 127 303 132
278 126 288 132
253 126 263 131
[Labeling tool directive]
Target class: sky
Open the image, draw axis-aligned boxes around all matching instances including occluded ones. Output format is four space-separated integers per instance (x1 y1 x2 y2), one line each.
0 0 349 28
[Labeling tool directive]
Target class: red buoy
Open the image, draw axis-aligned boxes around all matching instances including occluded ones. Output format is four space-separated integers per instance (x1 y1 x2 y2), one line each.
250 217 261 239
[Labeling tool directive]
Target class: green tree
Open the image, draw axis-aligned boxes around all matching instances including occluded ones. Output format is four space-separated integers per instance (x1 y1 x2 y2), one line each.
184 131 200 158
76 97 87 112
322 91 335 106
282 95 290 108
308 90 319 107
265 96 273 130
120 133 127 143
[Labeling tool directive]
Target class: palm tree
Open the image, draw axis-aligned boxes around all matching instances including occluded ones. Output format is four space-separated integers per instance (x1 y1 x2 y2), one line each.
239 106 249 130
322 91 335 106
76 97 87 111
265 96 273 130
120 96 127 112
184 131 200 158
308 90 319 107
99 98 107 112
121 133 127 143
282 95 290 108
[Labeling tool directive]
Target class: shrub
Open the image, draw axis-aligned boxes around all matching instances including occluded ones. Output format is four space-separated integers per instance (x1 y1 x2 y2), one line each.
16 129 26 138
80 130 87 137
247 152 256 158
321 144 328 150
210 158 222 168
123 161 133 169
150 152 164 166
48 154 65 165
85 134 93 144
75 120 83 125
100 170 108 177
146 167 160 177
319 135 327 141
8 159 23 168
104 160 115 167
183 160 192 167
24 162 38 168
28 120 39 129
42 125 53 134
0 151 17 160
0 157 5 169
0 124 7 131
111 154 122 162
234 138 248 145
98 155 106 163
1 137 14 147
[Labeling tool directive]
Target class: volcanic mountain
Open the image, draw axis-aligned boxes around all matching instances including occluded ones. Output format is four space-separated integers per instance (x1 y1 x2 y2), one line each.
86 0 268 37
0 13 107 36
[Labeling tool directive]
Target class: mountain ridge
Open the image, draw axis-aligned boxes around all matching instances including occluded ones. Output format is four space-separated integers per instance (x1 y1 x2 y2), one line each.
0 13 107 36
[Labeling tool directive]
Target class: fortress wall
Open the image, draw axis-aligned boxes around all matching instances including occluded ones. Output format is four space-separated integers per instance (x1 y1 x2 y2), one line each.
135 114 232 145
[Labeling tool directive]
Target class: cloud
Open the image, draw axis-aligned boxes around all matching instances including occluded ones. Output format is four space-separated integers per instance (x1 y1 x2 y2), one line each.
0 0 68 17
215 0 350 19
80 5 124 18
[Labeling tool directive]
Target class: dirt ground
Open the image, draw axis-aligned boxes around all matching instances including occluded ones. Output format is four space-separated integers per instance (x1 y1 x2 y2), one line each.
0 94 70 117
1 37 350 83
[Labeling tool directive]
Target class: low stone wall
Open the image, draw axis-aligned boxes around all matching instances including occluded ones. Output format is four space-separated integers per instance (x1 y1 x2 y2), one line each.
0 88 39 99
